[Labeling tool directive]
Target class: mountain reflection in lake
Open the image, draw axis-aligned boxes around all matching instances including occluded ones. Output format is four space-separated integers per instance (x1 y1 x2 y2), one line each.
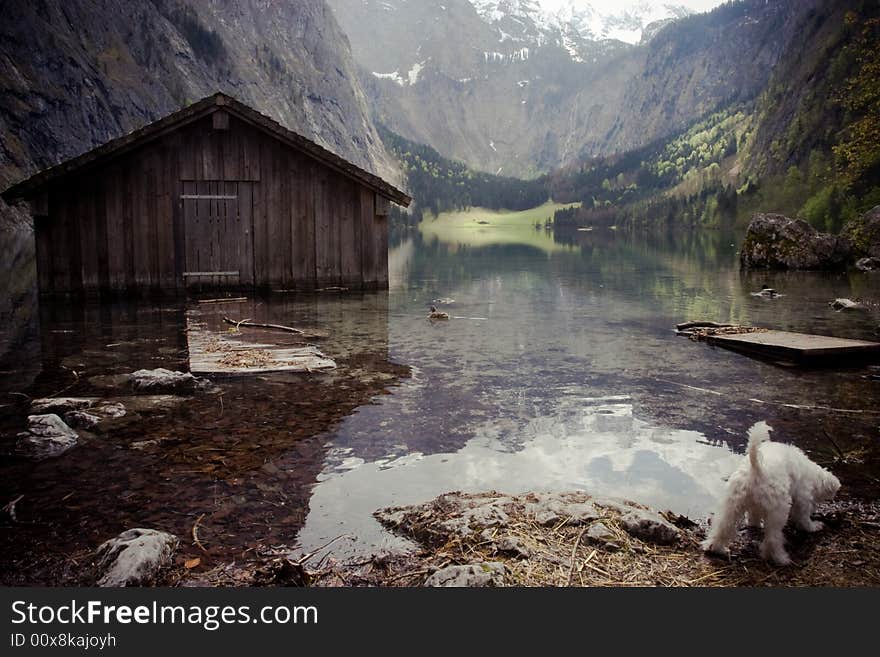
2 223 879 580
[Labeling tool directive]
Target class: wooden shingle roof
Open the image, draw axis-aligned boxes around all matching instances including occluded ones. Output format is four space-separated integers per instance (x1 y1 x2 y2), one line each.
2 92 411 207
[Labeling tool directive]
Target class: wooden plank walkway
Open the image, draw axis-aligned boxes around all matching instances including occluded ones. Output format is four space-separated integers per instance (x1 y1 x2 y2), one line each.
186 309 336 375
705 330 880 363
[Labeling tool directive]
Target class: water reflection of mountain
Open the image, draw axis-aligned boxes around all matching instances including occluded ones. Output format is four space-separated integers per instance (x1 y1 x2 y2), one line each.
0 293 408 584
0 225 39 396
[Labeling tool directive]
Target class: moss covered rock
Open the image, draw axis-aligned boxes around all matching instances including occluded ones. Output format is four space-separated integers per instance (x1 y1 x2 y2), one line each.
740 213 851 270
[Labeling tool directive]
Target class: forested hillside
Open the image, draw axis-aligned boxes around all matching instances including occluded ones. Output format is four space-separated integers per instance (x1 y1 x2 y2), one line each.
548 0 880 232
380 125 548 225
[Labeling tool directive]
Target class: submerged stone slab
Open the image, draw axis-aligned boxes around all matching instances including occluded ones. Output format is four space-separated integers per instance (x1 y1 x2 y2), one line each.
95 528 179 587
30 397 95 414
16 414 78 460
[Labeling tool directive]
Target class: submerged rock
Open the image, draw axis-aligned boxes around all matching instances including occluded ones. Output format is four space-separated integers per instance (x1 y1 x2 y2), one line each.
97 402 127 418
129 439 160 451
740 213 850 270
830 298 867 311
30 399 128 431
619 509 682 545
423 562 505 587
94 528 178 587
130 369 197 393
855 257 880 272
16 414 78 460
90 369 198 394
30 397 94 414
64 410 101 430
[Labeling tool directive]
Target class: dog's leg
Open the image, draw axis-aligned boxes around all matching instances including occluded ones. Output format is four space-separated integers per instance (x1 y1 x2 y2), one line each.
791 498 824 532
759 501 792 566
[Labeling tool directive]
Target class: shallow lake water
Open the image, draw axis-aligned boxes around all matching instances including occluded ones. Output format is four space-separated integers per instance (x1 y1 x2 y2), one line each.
1 223 879 580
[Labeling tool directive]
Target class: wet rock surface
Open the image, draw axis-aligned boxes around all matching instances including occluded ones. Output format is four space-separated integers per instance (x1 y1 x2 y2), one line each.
375 491 607 546
94 529 179 587
16 414 78 460
740 213 850 270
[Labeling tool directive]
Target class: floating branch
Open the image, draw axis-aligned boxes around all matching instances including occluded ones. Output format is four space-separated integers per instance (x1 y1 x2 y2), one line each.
223 316 306 335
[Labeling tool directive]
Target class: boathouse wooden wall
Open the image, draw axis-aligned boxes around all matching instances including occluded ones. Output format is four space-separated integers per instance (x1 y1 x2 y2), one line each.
31 113 390 295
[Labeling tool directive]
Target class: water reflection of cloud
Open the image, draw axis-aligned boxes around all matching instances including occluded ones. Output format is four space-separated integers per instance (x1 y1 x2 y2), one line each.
296 397 743 557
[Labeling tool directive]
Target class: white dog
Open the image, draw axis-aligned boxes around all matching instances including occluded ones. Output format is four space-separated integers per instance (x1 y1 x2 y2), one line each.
702 421 840 565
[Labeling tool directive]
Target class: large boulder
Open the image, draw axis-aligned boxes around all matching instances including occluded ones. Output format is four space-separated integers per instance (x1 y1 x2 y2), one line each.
16 414 79 460
842 205 880 259
94 528 179 587
740 213 851 270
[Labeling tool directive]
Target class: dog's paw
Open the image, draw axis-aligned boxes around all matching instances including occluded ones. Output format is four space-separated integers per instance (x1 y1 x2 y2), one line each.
760 543 792 566
772 553 792 566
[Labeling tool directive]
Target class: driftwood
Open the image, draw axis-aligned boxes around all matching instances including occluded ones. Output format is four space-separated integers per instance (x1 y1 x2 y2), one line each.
223 316 306 335
2 495 23 523
192 513 208 553
198 297 248 304
676 321 735 331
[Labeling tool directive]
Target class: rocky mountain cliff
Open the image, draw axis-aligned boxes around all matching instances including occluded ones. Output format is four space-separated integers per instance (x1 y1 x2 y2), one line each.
328 0 812 178
0 0 399 194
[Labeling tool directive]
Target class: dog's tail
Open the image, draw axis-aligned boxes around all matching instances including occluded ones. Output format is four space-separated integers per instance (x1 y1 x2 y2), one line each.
747 421 772 472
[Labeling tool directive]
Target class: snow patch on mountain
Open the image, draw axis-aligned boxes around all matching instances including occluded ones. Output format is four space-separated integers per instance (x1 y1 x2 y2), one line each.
470 0 695 46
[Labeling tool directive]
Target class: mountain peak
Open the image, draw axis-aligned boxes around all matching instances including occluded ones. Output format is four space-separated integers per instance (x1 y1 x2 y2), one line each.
470 0 694 46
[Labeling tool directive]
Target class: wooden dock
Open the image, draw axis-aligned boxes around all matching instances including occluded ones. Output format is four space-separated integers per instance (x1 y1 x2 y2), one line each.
704 330 880 364
186 309 336 375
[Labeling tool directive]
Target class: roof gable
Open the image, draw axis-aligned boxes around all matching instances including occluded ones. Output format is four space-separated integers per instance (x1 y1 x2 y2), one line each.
2 92 411 207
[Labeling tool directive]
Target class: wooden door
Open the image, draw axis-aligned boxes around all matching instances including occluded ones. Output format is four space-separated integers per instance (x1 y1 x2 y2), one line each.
181 181 254 288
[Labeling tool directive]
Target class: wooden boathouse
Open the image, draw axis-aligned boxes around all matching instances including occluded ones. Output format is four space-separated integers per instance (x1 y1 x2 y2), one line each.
1 92 411 295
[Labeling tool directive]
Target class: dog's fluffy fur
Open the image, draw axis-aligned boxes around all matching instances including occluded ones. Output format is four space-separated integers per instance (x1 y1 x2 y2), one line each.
702 421 840 565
